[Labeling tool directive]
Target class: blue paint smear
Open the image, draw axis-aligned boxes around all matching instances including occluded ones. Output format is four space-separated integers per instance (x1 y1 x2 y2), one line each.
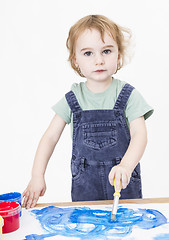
154 233 169 240
24 206 167 240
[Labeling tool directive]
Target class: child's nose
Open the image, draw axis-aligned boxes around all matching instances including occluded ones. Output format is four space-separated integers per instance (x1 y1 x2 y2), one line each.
95 53 105 65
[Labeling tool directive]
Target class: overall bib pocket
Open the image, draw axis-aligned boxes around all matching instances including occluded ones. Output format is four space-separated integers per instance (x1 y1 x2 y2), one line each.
82 122 117 150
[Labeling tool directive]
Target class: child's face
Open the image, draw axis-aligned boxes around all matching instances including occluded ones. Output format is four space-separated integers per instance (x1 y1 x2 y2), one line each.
74 28 119 82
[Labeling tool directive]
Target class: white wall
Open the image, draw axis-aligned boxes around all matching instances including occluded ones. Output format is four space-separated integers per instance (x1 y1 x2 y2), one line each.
0 0 169 203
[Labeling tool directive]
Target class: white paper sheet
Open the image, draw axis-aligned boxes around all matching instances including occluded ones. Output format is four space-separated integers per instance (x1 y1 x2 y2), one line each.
3 203 169 240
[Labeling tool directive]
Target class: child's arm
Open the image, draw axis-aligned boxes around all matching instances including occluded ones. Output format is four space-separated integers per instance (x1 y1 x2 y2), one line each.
108 116 147 192
22 114 66 209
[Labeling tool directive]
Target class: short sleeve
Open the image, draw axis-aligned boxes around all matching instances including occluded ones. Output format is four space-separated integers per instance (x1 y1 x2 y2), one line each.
52 96 72 124
125 89 154 123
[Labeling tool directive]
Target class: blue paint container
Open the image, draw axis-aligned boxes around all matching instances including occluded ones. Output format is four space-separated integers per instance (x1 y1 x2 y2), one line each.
0 192 22 216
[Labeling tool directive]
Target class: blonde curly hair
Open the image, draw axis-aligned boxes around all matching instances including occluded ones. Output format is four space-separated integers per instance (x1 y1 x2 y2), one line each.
66 15 132 77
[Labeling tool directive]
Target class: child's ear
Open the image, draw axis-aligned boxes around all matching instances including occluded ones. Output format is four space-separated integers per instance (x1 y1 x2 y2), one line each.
73 57 78 67
117 53 121 66
118 53 121 61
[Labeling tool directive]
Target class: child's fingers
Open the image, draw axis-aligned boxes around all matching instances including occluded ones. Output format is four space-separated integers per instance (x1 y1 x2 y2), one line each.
22 190 29 208
30 192 40 208
25 192 35 209
108 165 130 191
121 173 128 189
108 169 115 186
114 173 122 192
108 167 122 190
22 190 26 198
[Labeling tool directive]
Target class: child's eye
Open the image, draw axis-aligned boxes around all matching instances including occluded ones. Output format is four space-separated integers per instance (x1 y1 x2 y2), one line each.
84 51 92 56
103 49 111 54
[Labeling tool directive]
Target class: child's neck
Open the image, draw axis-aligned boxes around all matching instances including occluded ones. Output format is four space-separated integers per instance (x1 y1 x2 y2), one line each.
86 77 113 93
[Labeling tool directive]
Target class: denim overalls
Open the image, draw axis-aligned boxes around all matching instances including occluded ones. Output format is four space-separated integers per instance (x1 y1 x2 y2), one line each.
65 83 142 201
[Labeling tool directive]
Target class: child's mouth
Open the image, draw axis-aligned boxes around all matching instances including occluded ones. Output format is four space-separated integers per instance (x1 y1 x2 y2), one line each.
95 70 106 73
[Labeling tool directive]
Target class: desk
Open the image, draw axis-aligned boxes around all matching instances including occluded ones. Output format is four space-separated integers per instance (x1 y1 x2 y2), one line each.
36 197 169 207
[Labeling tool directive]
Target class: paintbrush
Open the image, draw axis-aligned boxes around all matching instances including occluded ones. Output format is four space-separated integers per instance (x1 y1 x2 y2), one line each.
111 179 122 221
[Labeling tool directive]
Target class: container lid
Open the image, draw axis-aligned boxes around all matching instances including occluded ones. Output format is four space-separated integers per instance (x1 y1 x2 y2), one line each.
0 202 20 217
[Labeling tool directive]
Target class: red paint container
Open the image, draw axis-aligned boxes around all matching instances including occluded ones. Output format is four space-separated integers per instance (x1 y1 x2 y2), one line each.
0 201 20 233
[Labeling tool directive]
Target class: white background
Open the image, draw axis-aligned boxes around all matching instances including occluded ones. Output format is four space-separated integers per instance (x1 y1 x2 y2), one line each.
0 0 169 204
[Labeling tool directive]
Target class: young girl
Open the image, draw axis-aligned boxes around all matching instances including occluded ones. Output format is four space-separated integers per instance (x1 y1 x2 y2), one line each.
23 15 153 208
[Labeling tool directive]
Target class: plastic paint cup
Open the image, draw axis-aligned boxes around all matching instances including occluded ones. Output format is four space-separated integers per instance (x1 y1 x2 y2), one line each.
0 201 20 233
0 192 22 216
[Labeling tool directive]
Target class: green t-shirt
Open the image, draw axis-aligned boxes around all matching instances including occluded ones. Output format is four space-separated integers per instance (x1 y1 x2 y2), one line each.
52 79 153 134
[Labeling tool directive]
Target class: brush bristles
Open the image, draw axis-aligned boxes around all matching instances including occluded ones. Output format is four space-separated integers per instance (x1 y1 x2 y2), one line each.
111 214 117 221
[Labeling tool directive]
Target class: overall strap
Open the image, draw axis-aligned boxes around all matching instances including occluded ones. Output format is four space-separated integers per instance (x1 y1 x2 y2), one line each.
113 83 134 111
65 90 82 113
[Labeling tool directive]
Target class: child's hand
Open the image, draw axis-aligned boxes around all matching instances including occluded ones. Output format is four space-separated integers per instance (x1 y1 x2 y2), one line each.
108 164 131 192
22 176 46 209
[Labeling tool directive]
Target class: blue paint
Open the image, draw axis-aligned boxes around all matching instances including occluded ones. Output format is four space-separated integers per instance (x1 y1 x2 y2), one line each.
0 192 22 216
0 192 21 204
24 206 167 240
154 233 169 239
